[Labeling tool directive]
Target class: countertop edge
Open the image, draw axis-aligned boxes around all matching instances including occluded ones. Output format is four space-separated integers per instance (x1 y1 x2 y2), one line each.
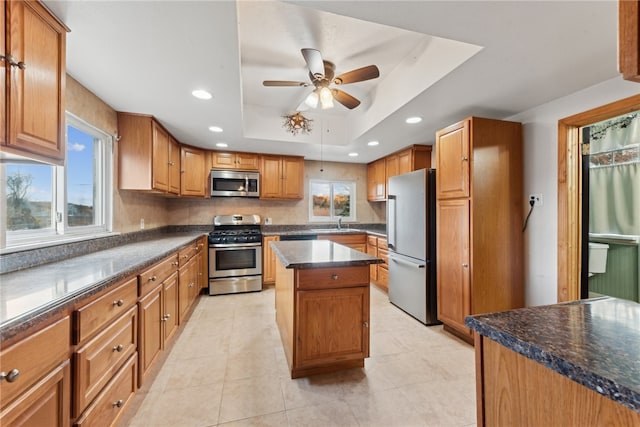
465 315 640 414
270 240 383 269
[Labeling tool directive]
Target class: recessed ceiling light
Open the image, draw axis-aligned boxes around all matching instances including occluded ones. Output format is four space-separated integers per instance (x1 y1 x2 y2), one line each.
192 89 212 100
405 116 422 124
208 126 223 133
216 142 228 148
348 152 359 157
367 140 379 146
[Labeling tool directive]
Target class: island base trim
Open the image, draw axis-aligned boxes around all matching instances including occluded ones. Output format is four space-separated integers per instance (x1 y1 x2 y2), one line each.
290 359 364 379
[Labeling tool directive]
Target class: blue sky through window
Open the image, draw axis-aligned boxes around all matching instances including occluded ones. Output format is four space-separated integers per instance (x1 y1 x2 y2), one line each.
67 125 95 206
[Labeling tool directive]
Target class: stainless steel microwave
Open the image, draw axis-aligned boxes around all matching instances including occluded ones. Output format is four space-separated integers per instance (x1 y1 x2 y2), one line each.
210 170 260 197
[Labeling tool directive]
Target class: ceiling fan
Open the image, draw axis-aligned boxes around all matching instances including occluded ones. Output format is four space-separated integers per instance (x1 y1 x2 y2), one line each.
263 48 380 110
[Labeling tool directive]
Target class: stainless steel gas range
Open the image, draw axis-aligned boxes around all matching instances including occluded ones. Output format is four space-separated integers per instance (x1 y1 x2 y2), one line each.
208 214 262 295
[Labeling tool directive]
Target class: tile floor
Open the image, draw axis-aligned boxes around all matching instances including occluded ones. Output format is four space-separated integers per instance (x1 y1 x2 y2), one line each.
122 286 477 427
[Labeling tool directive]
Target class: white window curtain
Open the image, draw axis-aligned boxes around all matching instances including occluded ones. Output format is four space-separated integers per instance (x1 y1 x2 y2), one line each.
589 162 640 236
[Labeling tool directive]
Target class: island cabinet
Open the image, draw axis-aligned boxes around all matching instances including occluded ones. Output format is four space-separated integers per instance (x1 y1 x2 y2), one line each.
276 263 370 378
117 113 181 195
435 117 523 342
72 275 138 426
0 316 71 427
137 253 179 386
260 155 304 199
262 235 280 285
1 0 69 165
317 233 366 252
210 151 259 170
180 145 207 197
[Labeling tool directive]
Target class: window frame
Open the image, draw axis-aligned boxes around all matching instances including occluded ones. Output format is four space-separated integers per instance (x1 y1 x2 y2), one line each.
308 179 357 223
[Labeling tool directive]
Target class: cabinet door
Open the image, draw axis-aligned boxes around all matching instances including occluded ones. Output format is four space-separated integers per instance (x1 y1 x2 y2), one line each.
1 3 5 146
436 119 470 199
163 272 179 344
436 199 471 337
296 287 369 368
138 284 163 385
236 152 259 170
367 240 378 282
6 0 67 163
397 149 413 175
180 145 206 197
385 154 399 180
151 121 169 192
0 361 70 427
262 236 279 284
281 156 304 199
178 258 197 323
168 137 181 194
367 159 386 201
260 155 283 198
210 152 236 169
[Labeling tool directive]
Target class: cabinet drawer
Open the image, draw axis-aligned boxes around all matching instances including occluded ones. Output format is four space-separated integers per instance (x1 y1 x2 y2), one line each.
74 353 137 427
0 316 70 409
377 248 389 269
75 277 137 344
377 266 389 285
178 244 198 267
367 235 377 247
139 254 178 296
74 306 137 418
297 266 369 290
377 238 388 251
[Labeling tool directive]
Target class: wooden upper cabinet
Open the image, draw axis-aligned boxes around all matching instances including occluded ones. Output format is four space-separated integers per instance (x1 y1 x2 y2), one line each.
435 119 470 199
168 136 181 194
260 155 304 199
367 158 386 201
2 0 69 164
118 113 179 195
180 145 206 197
369 145 431 202
619 0 640 83
211 151 259 170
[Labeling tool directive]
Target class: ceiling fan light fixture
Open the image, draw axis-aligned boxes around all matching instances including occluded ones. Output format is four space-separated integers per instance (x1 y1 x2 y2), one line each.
319 87 334 109
305 90 319 109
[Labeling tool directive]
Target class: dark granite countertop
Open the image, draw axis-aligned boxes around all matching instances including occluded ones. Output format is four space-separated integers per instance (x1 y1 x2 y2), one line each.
271 240 383 269
465 297 640 413
0 232 205 342
261 223 386 238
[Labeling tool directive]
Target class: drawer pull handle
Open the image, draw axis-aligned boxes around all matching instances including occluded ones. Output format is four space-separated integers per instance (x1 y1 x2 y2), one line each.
171 261 179 266
462 263 469 268
462 156 469 161
7 55 26 70
363 322 369 328
112 399 124 408
331 274 339 280
0 369 20 383
189 282 195 288
112 344 124 352
149 275 157 282
182 255 189 259
113 299 124 307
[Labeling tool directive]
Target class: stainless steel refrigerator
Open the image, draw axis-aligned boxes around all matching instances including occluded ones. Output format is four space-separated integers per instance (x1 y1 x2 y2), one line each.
387 168 439 325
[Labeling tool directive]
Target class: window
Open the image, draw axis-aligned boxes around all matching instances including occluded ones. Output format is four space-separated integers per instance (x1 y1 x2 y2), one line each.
309 180 356 222
2 113 113 250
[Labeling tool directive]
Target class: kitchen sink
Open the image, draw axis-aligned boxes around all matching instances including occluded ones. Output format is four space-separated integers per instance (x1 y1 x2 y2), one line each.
309 228 361 233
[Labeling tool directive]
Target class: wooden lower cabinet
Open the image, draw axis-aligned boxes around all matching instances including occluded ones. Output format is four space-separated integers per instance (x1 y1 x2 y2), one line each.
0 360 70 427
367 236 388 291
178 257 199 323
476 337 640 426
317 233 366 252
262 235 279 285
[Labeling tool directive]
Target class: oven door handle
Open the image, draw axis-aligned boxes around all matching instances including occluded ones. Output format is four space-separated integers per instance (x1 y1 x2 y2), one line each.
209 242 262 249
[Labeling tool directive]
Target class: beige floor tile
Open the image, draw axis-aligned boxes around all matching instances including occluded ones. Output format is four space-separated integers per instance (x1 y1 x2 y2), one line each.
345 387 426 427
285 400 359 427
218 374 285 424
280 371 347 410
225 349 281 381
217 411 289 427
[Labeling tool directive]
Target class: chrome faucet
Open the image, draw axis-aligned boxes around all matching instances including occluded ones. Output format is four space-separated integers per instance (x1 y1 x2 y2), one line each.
337 217 342 229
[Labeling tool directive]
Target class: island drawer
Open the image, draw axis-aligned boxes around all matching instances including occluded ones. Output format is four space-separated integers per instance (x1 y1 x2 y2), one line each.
296 266 369 290
0 316 70 409
75 276 137 344
73 306 137 417
139 254 179 295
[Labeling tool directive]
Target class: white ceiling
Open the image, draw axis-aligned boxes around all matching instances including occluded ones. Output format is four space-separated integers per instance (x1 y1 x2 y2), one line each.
44 0 620 164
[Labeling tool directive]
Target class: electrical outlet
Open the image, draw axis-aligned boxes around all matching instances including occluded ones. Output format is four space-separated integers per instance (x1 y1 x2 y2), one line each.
529 194 543 207
264 217 272 225
140 218 145 229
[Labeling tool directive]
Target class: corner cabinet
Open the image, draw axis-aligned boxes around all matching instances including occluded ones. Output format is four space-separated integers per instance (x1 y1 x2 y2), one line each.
435 117 523 342
260 155 304 199
1 0 69 165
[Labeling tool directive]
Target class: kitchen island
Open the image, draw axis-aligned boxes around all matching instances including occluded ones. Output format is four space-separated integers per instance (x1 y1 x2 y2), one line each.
466 297 640 426
270 240 383 378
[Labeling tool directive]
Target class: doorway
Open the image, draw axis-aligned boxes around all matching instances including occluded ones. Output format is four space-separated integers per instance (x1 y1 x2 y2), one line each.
580 112 640 302
557 94 640 302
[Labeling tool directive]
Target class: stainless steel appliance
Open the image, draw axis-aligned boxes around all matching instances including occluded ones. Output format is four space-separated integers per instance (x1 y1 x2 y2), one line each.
210 170 260 197
208 214 262 295
387 169 439 325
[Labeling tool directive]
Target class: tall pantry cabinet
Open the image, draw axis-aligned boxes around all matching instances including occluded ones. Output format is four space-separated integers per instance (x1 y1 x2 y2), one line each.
435 117 524 342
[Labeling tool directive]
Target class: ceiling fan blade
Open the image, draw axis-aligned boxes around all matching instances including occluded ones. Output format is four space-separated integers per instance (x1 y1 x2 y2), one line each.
301 48 325 79
263 80 309 87
332 89 361 109
333 65 380 85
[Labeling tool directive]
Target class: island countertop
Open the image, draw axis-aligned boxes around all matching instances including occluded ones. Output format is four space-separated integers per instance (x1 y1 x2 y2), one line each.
270 240 383 269
465 297 640 413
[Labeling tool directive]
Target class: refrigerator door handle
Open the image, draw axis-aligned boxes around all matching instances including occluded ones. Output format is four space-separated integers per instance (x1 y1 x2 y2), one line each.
388 195 396 250
389 254 425 268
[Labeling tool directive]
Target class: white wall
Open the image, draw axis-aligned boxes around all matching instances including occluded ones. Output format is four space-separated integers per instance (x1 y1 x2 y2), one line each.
508 77 639 307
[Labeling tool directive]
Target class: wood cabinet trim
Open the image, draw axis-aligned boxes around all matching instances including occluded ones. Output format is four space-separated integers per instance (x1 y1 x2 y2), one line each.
619 0 640 82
